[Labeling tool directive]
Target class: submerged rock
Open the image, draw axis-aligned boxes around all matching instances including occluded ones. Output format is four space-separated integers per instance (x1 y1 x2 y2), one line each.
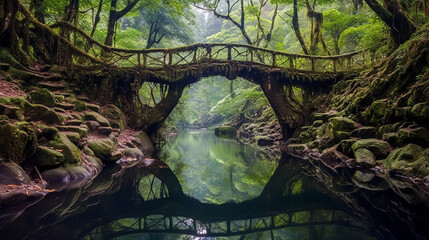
123 148 144 161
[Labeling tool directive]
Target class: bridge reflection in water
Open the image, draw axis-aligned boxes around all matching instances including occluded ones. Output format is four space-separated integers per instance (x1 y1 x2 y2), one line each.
2 153 428 240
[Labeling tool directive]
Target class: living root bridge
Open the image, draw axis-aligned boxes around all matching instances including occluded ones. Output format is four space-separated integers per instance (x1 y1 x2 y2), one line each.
7 2 370 138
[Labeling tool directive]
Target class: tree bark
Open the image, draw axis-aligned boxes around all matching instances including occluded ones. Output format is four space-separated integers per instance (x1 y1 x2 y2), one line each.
90 0 103 37
0 0 18 49
292 0 311 55
105 0 139 46
364 0 416 45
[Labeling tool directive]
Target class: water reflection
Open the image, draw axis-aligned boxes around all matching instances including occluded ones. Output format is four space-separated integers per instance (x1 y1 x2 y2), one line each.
159 130 278 204
0 132 429 239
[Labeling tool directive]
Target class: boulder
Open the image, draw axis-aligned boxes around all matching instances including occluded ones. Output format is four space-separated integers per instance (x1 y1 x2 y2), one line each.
24 102 64 125
0 123 28 164
337 138 358 157
398 127 429 147
49 133 81 164
86 103 100 112
29 88 56 107
134 131 154 156
64 132 81 145
384 144 429 178
41 168 70 184
370 100 388 117
33 146 65 167
73 100 87 112
0 162 30 185
352 139 391 158
354 148 376 167
100 104 125 130
329 117 357 132
56 126 88 138
214 126 237 139
88 139 116 160
86 120 101 131
123 148 144 161
0 103 22 120
84 112 110 127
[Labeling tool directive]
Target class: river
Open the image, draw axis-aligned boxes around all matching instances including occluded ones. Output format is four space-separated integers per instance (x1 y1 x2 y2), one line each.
0 130 428 239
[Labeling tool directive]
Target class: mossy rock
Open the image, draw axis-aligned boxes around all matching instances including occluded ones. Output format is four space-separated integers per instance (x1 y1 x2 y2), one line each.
73 100 88 112
88 139 116 160
29 88 56 107
312 110 339 122
0 103 22 120
333 130 351 142
86 103 100 112
0 115 8 120
384 144 429 178
0 123 29 164
256 136 274 146
83 146 95 156
337 138 358 157
37 125 59 140
33 146 65 167
84 112 110 127
64 132 81 145
49 133 81 165
214 126 237 139
354 148 376 167
24 102 64 125
370 100 388 117
57 126 88 138
100 104 125 130
398 127 429 147
352 139 391 158
411 102 429 121
329 117 357 132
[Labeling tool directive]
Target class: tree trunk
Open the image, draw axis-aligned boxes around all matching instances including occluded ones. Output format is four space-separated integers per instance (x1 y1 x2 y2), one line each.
90 0 103 37
292 0 311 55
0 0 18 49
364 0 416 45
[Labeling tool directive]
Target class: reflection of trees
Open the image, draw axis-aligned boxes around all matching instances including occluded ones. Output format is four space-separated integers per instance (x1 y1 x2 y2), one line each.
160 130 278 203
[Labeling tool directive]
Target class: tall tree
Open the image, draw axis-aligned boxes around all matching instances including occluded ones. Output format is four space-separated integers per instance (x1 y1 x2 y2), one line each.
105 0 140 46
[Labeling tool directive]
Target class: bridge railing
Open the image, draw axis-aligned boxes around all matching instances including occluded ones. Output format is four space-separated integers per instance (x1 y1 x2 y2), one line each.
110 43 367 73
45 21 367 73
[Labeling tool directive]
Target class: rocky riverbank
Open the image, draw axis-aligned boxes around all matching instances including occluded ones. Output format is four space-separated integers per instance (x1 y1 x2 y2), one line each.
284 26 429 184
0 59 154 207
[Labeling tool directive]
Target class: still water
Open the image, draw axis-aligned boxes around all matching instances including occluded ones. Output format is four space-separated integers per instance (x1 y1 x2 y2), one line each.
0 130 429 239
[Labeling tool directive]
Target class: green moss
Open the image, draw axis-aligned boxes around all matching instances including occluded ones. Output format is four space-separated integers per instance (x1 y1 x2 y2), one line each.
88 139 116 160
352 139 391 158
101 104 125 130
0 123 29 164
49 133 81 164
33 146 65 167
29 88 57 107
329 117 357 132
24 101 65 125
73 100 88 112
384 144 429 178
